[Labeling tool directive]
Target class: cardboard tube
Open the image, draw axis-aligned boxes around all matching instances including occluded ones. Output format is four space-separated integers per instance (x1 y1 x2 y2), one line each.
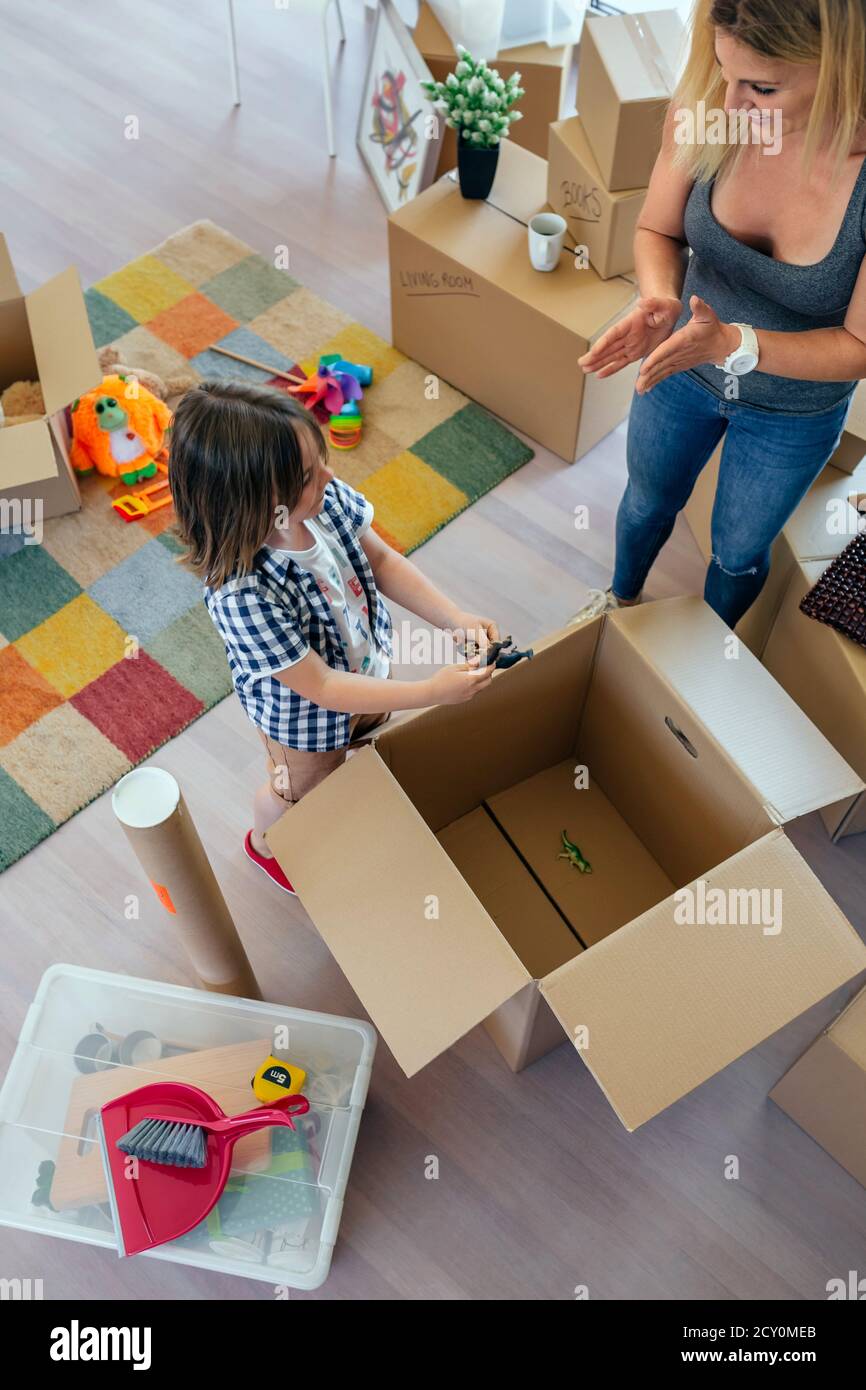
112 767 261 999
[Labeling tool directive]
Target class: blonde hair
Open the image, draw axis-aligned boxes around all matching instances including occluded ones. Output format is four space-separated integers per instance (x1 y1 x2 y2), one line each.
673 0 866 180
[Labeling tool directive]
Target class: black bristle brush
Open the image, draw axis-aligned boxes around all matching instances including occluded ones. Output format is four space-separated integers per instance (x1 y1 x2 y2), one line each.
117 1116 210 1168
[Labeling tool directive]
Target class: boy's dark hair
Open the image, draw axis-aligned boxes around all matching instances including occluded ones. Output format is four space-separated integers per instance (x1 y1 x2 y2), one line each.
169 380 328 587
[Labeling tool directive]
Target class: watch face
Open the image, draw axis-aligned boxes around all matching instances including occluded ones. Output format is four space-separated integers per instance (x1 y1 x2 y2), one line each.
731 352 759 375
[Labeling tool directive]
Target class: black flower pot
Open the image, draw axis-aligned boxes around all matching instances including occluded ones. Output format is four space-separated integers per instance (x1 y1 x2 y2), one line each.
457 141 500 199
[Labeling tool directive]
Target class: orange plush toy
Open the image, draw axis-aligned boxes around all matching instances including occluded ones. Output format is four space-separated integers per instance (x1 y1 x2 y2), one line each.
70 374 172 485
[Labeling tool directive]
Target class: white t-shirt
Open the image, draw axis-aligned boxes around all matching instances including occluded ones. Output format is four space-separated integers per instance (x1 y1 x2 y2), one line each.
273 517 390 679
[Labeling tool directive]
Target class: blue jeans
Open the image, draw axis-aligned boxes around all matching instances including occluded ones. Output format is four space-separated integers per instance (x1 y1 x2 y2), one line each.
612 371 851 628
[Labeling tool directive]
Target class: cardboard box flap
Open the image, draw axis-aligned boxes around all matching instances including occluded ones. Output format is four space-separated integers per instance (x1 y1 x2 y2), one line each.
585 11 683 102
0 418 59 488
0 232 21 303
540 831 866 1131
25 266 101 415
266 747 530 1077
551 117 645 197
610 597 864 823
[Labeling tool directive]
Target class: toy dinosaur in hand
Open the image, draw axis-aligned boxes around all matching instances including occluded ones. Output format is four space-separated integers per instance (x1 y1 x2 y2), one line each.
70 374 172 484
467 634 534 669
559 830 592 874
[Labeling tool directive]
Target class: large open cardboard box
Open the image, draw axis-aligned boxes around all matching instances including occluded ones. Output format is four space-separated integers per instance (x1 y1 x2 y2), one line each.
267 597 866 1132
770 982 866 1190
388 141 638 463
0 233 101 521
415 2 573 177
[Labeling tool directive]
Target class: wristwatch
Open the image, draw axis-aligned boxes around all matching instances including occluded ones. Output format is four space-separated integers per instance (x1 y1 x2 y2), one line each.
715 322 760 375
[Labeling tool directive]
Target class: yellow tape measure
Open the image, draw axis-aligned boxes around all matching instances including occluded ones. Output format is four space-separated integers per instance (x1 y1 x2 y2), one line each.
251 1055 307 1103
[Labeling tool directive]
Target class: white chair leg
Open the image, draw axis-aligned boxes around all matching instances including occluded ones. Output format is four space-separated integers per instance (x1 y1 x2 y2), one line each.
334 0 346 44
323 8 337 157
225 0 241 106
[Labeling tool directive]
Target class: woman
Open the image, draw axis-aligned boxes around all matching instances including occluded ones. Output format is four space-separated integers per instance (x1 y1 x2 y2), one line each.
576 0 866 629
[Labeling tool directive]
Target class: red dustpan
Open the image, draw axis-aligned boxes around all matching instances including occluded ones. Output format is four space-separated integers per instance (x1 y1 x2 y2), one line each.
98 1081 309 1257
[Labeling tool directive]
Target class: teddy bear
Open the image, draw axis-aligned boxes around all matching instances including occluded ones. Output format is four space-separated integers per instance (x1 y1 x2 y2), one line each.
0 379 45 427
96 346 195 402
70 373 173 484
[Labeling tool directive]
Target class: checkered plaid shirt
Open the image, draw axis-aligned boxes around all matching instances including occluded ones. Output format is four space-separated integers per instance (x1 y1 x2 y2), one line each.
204 478 393 750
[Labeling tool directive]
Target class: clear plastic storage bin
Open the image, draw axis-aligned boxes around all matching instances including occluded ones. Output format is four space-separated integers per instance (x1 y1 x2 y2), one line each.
0 965 375 1290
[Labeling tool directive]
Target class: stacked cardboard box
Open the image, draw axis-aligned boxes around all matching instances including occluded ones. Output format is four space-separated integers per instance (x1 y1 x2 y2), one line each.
269 597 866 1123
771 983 866 1191
684 438 866 838
0 233 101 522
388 140 639 462
415 2 574 177
546 10 684 279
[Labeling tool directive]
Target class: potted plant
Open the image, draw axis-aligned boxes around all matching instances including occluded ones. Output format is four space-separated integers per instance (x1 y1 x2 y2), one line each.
422 47 524 200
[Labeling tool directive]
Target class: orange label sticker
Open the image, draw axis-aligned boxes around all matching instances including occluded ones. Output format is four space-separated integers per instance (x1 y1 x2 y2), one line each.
150 879 177 914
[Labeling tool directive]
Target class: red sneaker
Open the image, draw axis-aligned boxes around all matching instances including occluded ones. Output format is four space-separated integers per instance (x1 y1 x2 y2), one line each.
244 831 296 895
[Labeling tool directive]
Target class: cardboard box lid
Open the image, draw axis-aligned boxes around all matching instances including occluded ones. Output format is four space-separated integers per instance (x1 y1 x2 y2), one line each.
769 1030 866 1188
540 829 866 1130
549 116 646 198
608 597 864 822
265 747 531 1077
796 561 866 693
583 10 684 103
0 232 21 303
25 265 102 416
390 143 636 335
828 983 866 1068
785 458 866 561
0 417 59 488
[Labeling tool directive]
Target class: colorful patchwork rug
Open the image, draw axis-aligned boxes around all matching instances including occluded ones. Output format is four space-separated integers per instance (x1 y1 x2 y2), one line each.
0 220 533 870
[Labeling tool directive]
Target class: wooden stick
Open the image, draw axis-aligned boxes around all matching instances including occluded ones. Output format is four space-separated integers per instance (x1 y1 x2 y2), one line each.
209 343 306 386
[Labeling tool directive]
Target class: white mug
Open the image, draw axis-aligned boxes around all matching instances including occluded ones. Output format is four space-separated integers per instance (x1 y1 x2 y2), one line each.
528 212 567 272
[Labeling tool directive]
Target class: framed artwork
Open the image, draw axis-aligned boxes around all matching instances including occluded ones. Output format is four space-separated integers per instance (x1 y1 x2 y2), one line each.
357 0 443 212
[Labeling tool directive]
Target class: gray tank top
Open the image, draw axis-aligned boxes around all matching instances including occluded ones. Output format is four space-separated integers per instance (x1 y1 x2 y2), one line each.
672 154 866 413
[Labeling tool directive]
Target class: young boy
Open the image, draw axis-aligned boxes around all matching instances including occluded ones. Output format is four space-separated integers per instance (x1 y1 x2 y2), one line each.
170 380 498 894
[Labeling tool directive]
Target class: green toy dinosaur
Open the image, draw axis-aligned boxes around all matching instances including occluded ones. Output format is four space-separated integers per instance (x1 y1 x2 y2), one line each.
558 829 592 874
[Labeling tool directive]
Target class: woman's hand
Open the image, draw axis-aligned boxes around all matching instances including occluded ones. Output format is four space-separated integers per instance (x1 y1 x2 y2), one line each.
449 611 500 656
578 295 683 378
636 295 740 393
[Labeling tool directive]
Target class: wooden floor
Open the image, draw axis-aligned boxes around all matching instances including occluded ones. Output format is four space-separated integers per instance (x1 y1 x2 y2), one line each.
1 0 865 1302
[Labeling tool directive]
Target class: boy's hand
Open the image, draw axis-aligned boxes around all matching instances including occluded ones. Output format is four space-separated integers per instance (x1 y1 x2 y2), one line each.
450 612 500 657
427 658 495 705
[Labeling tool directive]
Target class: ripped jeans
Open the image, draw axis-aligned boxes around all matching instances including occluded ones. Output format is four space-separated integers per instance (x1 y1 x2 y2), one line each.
612 369 851 628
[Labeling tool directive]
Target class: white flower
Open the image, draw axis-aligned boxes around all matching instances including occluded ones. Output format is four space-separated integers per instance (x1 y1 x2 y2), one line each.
478 119 491 132
493 76 505 92
509 110 523 122
471 130 484 144
455 61 470 77
446 72 459 88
